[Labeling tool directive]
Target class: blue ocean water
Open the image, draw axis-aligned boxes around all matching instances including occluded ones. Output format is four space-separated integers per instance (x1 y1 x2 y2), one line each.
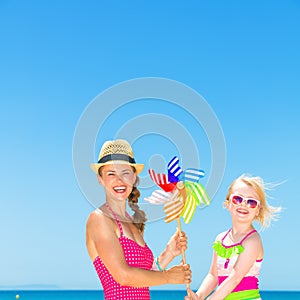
0 290 299 300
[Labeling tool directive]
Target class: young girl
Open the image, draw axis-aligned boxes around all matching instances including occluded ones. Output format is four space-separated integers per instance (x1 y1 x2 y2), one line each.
86 139 191 300
185 174 281 300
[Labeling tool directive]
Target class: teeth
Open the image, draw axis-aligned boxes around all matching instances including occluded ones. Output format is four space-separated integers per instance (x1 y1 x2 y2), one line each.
114 187 126 191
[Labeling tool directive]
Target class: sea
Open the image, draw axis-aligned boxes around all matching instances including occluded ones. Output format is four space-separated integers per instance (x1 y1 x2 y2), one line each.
0 290 299 300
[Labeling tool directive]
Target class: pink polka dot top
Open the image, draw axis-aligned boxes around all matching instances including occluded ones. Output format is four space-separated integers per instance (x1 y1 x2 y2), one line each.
93 203 154 300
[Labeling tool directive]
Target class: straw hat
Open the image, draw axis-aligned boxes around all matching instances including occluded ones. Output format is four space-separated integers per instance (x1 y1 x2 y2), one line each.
90 139 144 174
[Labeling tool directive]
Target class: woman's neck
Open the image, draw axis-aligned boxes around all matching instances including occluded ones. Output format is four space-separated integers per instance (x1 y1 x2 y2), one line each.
105 200 127 218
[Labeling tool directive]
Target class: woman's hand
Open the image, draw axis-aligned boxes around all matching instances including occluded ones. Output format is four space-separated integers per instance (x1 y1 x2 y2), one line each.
166 228 188 258
164 264 191 284
154 228 188 271
184 288 199 299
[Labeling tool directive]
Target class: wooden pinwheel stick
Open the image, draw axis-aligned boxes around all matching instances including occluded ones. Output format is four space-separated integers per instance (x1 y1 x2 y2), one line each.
176 217 186 264
176 181 187 263
176 182 190 289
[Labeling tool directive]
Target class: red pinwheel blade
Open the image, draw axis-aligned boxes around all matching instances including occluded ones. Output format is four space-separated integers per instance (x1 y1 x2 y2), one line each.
148 169 177 192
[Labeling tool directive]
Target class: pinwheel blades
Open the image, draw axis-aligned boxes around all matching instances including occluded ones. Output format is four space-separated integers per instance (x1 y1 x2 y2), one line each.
164 200 184 223
149 169 177 192
181 193 197 224
144 189 173 205
181 168 205 183
147 155 211 224
164 191 184 223
185 182 211 206
167 156 183 183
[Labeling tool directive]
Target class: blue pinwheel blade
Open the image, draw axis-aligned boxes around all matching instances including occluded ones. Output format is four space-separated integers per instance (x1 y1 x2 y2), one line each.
182 168 205 183
167 156 183 183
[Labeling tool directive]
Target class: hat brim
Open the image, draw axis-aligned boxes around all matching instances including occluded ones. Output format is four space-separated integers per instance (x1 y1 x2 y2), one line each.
90 161 144 175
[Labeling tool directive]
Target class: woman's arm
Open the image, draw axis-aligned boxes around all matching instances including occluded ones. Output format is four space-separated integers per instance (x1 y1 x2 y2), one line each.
86 211 191 287
154 228 188 270
208 233 263 300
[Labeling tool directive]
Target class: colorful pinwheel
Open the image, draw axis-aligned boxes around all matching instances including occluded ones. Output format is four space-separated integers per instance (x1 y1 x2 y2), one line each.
145 156 211 290
145 156 211 224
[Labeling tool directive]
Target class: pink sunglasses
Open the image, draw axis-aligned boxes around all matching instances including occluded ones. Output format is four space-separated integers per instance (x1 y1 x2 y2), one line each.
230 194 260 209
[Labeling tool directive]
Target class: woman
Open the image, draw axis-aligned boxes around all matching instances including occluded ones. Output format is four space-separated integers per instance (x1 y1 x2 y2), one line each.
86 139 191 300
185 174 281 300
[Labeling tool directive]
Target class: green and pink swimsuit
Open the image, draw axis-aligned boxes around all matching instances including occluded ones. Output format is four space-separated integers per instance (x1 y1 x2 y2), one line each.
213 229 262 300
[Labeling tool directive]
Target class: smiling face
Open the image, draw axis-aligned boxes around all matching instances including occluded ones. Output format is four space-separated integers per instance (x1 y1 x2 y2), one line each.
226 180 261 224
98 164 137 202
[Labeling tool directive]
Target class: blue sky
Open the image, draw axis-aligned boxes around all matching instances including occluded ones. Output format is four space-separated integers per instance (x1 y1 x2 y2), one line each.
1 0 299 292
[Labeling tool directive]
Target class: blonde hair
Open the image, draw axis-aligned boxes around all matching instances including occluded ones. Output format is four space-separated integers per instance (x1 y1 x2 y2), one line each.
225 174 281 229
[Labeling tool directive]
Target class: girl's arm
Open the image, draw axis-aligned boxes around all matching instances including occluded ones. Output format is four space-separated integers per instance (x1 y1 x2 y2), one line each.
86 211 191 287
195 251 219 299
184 251 218 300
185 232 229 300
208 233 263 300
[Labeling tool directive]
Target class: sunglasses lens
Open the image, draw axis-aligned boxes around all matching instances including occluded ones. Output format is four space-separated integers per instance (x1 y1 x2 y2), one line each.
247 199 258 208
232 195 243 205
231 195 259 209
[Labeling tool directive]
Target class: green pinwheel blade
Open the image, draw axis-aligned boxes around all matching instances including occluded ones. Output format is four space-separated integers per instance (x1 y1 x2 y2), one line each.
185 182 211 206
181 193 197 224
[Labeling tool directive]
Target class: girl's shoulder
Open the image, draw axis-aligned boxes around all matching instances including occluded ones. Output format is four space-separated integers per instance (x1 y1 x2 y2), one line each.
214 230 229 242
242 231 264 259
243 230 262 246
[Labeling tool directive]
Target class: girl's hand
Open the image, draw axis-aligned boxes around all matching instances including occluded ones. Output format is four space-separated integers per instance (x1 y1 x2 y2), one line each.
166 228 188 258
165 264 191 284
184 288 199 299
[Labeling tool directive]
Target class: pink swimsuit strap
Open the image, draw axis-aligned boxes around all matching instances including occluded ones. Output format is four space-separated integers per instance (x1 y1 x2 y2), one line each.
105 203 133 237
221 228 257 248
105 202 124 236
94 203 153 299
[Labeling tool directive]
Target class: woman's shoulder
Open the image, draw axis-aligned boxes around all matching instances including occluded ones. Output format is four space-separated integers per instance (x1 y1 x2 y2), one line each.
86 205 111 227
86 206 118 240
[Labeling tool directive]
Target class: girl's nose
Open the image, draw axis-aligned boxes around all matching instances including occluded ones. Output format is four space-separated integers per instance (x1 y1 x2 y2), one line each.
240 199 247 206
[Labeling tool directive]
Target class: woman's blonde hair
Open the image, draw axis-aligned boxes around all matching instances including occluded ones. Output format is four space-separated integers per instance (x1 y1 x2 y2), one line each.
225 174 281 229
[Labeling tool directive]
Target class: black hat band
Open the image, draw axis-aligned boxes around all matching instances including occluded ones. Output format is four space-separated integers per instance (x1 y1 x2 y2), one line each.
98 154 136 164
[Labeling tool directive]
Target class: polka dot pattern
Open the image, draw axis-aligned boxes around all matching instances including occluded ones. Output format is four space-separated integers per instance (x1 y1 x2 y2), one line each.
93 204 154 299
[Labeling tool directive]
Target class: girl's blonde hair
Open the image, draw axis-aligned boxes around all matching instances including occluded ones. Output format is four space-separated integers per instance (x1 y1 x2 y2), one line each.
225 174 281 229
